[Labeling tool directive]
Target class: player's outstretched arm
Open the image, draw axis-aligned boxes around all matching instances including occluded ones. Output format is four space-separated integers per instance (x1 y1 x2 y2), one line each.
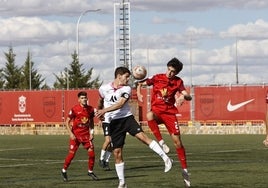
95 97 128 118
136 81 148 102
136 82 144 102
181 90 192 101
176 90 192 106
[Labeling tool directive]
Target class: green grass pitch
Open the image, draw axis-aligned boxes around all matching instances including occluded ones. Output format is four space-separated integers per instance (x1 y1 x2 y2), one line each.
0 134 267 188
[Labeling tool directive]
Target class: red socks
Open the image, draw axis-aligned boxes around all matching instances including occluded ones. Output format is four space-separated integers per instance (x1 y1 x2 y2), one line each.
176 146 187 169
147 120 163 142
88 150 95 171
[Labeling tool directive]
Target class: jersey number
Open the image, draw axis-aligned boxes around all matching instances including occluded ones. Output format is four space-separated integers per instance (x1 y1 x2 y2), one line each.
109 95 117 102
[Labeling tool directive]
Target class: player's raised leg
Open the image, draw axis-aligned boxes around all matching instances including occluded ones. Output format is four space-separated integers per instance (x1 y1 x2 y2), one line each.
147 111 170 153
135 131 173 172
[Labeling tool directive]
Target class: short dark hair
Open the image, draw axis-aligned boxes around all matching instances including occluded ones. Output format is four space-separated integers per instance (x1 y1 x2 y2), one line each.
114 66 131 78
167 57 183 74
78 91 87 98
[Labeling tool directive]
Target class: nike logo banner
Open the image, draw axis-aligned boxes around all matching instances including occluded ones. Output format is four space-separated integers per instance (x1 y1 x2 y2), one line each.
227 99 255 112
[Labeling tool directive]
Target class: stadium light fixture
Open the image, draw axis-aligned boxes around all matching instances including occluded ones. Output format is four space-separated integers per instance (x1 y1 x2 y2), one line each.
76 9 101 61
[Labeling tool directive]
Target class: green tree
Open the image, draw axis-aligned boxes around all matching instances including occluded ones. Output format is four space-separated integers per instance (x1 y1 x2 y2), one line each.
2 47 22 89
54 51 102 89
21 50 45 89
0 68 4 89
41 83 51 90
53 67 69 89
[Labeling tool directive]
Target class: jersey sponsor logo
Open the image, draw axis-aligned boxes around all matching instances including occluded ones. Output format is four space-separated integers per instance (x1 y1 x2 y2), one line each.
81 117 89 124
227 99 255 112
160 88 168 97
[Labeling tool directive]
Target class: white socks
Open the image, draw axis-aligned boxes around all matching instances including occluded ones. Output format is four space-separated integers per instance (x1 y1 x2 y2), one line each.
100 149 106 160
149 140 168 161
115 162 125 185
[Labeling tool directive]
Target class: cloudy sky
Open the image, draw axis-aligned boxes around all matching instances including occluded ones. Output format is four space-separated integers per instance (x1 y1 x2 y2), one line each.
0 0 268 87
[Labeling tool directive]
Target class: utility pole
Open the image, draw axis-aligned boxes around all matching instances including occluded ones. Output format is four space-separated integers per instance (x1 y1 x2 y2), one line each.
235 36 239 84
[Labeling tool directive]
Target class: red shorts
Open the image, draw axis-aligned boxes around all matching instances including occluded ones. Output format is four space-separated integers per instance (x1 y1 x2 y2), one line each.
69 135 93 152
152 107 180 135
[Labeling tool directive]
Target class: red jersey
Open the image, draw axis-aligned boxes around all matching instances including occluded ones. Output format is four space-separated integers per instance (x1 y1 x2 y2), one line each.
68 104 94 137
146 74 186 112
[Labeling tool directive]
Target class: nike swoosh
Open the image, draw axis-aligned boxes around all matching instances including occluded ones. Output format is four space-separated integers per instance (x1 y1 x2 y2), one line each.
227 99 255 112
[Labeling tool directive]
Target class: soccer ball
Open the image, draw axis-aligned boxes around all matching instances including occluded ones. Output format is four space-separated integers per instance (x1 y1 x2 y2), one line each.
132 65 147 80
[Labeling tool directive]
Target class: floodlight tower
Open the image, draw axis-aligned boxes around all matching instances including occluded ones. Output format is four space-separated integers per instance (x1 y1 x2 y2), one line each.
114 0 131 70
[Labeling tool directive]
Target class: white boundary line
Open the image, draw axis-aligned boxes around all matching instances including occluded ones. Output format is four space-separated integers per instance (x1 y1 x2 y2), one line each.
0 147 33 152
0 147 266 168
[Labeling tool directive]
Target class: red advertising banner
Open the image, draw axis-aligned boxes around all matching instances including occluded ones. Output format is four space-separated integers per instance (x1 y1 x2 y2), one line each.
0 90 63 124
0 90 101 125
194 85 267 121
0 86 266 125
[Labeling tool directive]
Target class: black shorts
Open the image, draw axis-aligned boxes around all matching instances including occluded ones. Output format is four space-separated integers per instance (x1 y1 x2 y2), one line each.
110 115 143 148
102 122 110 136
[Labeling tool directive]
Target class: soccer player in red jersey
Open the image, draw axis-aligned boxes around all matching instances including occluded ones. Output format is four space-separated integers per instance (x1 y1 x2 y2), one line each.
137 57 192 187
263 90 268 147
61 91 98 181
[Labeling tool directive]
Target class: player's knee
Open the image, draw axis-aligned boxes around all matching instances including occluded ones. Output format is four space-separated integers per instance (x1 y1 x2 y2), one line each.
67 151 76 159
87 149 95 158
173 139 183 148
113 148 122 159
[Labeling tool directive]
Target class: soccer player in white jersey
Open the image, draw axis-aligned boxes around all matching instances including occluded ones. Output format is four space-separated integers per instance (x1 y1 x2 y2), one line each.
95 66 173 188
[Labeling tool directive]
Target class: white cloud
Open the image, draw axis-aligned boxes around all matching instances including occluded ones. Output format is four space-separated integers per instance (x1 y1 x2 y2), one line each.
206 46 234 64
0 0 102 16
220 19 268 39
133 0 268 12
0 17 109 45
